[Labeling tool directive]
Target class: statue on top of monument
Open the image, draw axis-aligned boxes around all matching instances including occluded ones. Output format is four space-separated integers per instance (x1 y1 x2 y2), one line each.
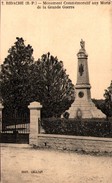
80 39 85 49
77 39 88 58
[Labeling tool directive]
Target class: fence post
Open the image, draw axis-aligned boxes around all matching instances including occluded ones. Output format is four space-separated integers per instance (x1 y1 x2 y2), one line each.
0 103 4 132
28 102 42 146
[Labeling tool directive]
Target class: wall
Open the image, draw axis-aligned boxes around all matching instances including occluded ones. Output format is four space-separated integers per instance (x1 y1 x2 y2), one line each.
37 134 112 153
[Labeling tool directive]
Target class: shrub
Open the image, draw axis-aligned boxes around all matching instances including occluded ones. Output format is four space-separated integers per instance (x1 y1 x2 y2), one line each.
41 118 112 138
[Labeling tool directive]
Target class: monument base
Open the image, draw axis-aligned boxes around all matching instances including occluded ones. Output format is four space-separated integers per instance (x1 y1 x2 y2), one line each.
68 100 106 119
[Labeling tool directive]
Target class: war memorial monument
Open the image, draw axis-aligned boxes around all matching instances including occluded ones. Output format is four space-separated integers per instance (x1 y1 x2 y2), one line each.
68 40 106 119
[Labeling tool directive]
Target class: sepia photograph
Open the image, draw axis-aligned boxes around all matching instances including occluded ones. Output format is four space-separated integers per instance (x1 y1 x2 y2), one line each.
0 0 112 182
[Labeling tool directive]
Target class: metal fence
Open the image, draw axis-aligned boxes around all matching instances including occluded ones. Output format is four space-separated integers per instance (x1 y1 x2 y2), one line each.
2 107 30 134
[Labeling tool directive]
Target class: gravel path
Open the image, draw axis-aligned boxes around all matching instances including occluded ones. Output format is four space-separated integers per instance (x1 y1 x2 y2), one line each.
1 144 112 183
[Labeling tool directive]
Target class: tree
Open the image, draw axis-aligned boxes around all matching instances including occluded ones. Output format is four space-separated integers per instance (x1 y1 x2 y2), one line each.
0 40 75 118
92 99 104 109
103 81 112 120
92 81 112 120
0 37 34 109
30 52 75 118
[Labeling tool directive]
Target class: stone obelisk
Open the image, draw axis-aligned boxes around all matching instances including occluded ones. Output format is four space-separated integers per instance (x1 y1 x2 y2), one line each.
68 39 106 118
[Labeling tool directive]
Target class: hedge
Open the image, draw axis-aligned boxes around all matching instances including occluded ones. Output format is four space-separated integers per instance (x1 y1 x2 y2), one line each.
41 118 112 138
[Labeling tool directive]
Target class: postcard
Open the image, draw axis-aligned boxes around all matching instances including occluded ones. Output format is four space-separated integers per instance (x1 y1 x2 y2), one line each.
1 0 112 182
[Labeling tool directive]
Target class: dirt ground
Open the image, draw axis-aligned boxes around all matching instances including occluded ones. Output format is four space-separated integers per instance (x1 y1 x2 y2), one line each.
1 144 112 183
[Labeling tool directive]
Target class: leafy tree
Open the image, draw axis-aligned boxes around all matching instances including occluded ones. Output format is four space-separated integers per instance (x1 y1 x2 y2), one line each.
30 52 75 118
92 99 104 109
103 81 112 120
0 39 75 118
0 37 34 109
93 81 112 120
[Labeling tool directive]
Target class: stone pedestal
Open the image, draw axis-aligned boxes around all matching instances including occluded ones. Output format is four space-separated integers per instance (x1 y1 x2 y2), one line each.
0 103 4 132
69 99 106 118
28 102 42 146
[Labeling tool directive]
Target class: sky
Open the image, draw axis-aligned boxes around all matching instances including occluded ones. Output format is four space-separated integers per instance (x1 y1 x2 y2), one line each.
1 1 112 99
